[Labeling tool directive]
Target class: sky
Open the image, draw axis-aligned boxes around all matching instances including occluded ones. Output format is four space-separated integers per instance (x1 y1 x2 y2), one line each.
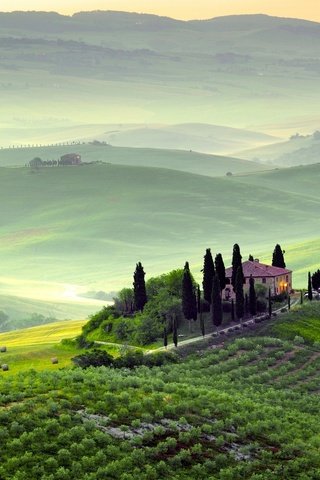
1 0 320 22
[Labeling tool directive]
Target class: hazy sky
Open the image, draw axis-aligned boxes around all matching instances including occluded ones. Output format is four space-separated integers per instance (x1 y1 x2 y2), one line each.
2 0 320 22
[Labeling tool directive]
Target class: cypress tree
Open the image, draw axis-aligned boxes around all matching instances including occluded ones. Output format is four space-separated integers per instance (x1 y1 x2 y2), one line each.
268 288 272 317
245 293 249 316
202 249 215 304
249 275 257 316
200 312 205 338
231 244 243 289
312 269 320 290
197 285 205 337
182 262 197 324
215 253 226 291
235 266 244 321
173 314 178 347
231 298 235 322
197 284 201 314
212 274 223 330
133 262 147 311
272 244 286 268
163 327 168 349
308 272 313 301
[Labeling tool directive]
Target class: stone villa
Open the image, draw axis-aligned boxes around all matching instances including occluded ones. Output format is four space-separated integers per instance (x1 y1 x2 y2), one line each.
223 259 292 300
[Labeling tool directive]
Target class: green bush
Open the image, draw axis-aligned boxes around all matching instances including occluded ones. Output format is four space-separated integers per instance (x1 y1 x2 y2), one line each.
71 349 114 368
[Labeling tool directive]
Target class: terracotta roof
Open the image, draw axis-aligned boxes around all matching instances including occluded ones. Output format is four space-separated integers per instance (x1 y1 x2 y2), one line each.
225 260 292 279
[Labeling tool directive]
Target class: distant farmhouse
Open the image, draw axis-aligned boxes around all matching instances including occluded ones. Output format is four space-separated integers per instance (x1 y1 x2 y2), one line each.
223 259 292 300
59 153 82 165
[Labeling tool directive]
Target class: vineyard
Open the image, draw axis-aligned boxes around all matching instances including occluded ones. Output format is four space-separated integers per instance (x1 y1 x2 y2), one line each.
0 333 319 479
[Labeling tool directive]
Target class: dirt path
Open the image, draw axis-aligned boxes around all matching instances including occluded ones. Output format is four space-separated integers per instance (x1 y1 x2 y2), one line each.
95 298 300 354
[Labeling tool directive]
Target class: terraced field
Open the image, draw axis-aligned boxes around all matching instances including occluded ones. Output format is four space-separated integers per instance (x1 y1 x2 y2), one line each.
0 335 319 479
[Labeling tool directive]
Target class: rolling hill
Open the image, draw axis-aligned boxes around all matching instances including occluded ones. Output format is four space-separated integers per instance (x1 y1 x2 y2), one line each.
0 12 319 140
0 162 318 321
87 123 278 156
236 131 320 166
0 144 269 177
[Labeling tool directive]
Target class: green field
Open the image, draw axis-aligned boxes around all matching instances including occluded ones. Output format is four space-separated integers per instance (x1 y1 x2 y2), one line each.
0 161 318 326
0 319 85 374
0 323 319 478
82 123 278 156
257 302 320 344
0 144 270 176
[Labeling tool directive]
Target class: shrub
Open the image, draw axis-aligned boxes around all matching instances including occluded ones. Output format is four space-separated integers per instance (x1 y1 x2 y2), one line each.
114 318 135 341
115 350 144 369
74 335 94 349
71 349 114 368
82 306 118 336
293 336 305 345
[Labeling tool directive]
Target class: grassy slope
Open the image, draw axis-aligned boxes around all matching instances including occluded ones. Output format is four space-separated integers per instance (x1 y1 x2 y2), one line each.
236 135 320 166
0 319 85 374
88 123 278 156
257 302 320 344
0 163 318 298
0 323 319 477
0 292 105 327
0 144 269 176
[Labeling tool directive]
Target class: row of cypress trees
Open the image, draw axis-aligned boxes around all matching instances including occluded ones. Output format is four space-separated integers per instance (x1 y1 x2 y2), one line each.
133 243 284 343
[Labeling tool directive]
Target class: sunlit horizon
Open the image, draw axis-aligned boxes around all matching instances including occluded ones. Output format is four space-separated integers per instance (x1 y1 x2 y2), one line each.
1 0 320 22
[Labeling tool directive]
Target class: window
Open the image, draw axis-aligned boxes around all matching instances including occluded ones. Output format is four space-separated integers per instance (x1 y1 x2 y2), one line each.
262 278 266 284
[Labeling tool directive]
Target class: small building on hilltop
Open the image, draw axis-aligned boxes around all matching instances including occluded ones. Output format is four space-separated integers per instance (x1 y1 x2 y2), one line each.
59 153 82 165
223 259 292 300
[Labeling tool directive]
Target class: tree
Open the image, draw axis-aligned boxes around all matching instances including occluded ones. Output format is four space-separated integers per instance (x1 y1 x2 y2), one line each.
231 244 243 289
182 262 197 328
272 244 286 268
29 157 43 168
115 288 134 314
311 269 320 290
202 248 215 305
235 266 244 321
308 271 313 301
212 275 223 329
133 262 147 312
197 285 205 337
231 299 235 322
215 253 226 291
249 275 257 316
163 327 168 349
146 269 184 300
268 288 272 317
197 284 201 315
173 314 178 347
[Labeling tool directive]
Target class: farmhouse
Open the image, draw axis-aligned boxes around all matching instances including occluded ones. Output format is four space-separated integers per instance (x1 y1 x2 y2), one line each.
223 259 292 300
59 153 82 165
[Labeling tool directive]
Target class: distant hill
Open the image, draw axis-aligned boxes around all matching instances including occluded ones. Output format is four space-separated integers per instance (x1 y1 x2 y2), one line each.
91 123 278 155
0 144 270 177
236 131 320 166
0 12 319 136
